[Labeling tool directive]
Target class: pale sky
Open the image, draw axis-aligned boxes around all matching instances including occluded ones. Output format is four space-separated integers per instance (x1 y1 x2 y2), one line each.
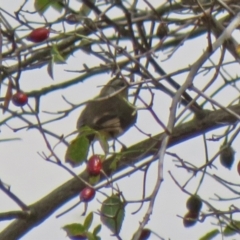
1 1 240 240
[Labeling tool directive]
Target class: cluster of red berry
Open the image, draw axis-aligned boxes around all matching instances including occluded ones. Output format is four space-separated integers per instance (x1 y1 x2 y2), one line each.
11 27 51 107
80 155 103 202
12 27 104 204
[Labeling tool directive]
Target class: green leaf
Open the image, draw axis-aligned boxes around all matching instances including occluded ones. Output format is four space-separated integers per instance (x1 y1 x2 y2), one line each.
78 37 93 53
34 0 63 14
50 1 64 13
86 232 97 240
80 126 97 138
81 126 109 154
223 221 240 236
51 45 66 64
84 212 93 230
65 134 90 167
199 229 219 240
109 155 121 171
89 174 100 185
100 194 125 235
79 38 92 51
34 0 51 13
93 225 101 236
47 60 54 80
46 44 65 80
63 223 86 238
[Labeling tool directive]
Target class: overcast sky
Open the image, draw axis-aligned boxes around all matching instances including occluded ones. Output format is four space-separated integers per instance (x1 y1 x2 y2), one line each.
1 1 240 240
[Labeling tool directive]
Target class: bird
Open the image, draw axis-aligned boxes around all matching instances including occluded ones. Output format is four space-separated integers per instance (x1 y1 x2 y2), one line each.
66 78 137 166
77 78 137 138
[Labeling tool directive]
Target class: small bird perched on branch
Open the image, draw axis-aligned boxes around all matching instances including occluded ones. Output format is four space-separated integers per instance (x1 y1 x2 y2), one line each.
77 78 137 139
65 78 137 167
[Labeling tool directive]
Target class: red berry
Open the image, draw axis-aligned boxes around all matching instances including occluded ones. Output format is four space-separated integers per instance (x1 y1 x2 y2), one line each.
87 155 103 175
80 187 95 202
12 92 28 107
27 28 50 43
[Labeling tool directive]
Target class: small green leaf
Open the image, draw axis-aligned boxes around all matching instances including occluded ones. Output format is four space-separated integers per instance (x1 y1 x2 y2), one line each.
51 45 66 64
93 225 101 236
50 1 64 13
80 126 96 138
89 174 100 185
81 126 110 154
63 223 86 238
84 212 93 230
79 38 92 52
48 45 68 79
109 155 121 171
223 221 240 236
86 232 97 240
34 0 63 14
100 194 125 235
34 0 51 13
65 134 90 167
47 60 54 79
79 37 92 46
199 229 219 240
